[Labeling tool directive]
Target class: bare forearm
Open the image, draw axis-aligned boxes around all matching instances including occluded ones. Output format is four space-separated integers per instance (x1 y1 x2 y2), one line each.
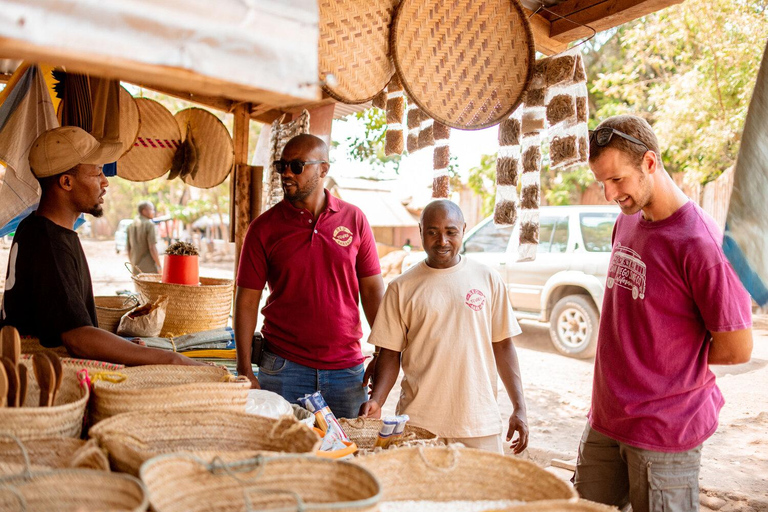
61 326 195 366
493 338 527 414
369 348 401 405
359 275 385 328
234 287 262 376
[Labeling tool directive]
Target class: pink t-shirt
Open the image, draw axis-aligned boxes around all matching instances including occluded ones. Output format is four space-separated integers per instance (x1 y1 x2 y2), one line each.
589 201 752 452
237 191 381 369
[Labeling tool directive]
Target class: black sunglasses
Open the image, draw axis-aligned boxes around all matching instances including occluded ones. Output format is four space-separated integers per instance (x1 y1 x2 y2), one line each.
272 159 328 175
589 128 650 152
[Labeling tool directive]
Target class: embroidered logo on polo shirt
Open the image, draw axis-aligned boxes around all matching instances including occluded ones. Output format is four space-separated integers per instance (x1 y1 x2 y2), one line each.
465 289 486 311
333 226 353 247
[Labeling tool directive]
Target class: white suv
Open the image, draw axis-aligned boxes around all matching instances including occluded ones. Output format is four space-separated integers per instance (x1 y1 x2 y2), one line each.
402 205 620 358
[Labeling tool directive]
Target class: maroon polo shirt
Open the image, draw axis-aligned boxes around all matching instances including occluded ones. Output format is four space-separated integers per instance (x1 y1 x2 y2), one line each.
237 190 381 369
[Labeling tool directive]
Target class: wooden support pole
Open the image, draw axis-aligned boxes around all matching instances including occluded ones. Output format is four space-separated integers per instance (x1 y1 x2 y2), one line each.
231 102 250 281
250 166 264 221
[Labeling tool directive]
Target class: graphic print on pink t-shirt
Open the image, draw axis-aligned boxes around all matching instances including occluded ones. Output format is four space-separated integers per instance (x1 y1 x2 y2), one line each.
465 289 486 311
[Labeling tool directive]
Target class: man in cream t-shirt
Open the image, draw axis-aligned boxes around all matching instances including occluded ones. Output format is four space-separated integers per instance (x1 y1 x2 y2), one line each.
359 200 529 454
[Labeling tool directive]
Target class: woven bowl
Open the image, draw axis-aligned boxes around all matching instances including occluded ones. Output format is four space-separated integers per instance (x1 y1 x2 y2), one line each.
392 0 534 129
89 410 321 476
140 453 381 512
0 468 148 512
88 365 249 424
94 295 138 334
0 358 89 440
0 438 109 475
132 273 233 337
354 446 577 503
339 417 439 453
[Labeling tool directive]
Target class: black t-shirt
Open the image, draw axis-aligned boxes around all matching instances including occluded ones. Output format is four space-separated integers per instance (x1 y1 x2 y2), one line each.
0 213 97 347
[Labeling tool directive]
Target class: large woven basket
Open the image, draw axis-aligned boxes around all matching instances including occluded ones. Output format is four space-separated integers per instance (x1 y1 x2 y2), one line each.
0 438 109 475
88 365 250 424
94 295 138 334
493 500 619 511
89 410 321 475
354 446 577 503
0 468 148 511
0 358 90 440
132 273 233 336
339 417 439 453
391 0 534 130
140 453 381 512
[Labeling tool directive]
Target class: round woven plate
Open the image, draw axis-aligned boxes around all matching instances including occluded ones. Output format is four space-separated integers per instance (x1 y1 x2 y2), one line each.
318 0 399 104
118 87 141 158
392 0 534 130
118 97 180 182
174 108 235 189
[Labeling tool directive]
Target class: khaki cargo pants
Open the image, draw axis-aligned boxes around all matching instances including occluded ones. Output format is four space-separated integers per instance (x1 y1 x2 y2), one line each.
573 423 701 512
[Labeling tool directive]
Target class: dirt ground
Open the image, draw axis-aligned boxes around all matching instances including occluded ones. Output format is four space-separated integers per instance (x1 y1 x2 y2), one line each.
1 238 766 510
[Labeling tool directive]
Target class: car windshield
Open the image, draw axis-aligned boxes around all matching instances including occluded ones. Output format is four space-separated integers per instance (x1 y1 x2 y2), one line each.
464 221 513 253
580 212 618 252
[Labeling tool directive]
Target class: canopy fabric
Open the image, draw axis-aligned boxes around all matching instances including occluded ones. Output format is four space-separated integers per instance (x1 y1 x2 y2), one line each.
0 0 320 107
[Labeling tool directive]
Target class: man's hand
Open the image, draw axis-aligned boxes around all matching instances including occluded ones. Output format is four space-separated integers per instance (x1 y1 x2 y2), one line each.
359 399 382 418
363 354 377 394
506 410 529 454
245 372 261 389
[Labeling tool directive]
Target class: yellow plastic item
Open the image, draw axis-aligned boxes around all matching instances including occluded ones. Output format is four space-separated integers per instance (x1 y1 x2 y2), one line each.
182 349 236 359
312 427 358 459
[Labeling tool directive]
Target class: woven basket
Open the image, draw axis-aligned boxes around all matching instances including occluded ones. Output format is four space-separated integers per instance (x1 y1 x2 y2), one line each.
392 0 534 130
89 410 321 475
88 365 250 424
0 468 148 511
339 417 439 453
354 446 577 503
318 0 399 103
0 358 89 440
140 453 381 512
492 500 619 511
132 273 233 336
0 438 109 474
94 295 138 334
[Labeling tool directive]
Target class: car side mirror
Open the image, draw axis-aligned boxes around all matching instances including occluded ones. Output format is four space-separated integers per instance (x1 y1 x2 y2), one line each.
574 242 580 250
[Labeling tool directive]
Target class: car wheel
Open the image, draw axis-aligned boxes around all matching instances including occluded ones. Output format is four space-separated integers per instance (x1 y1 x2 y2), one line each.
549 295 599 359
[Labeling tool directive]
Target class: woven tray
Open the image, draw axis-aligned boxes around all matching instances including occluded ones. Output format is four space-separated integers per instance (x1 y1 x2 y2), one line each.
94 295 138 334
318 0 399 103
132 273 233 337
175 107 234 189
0 358 90 440
118 97 180 182
140 453 381 512
89 410 320 476
496 500 619 511
339 417 439 453
88 365 249 425
392 0 534 129
353 446 577 503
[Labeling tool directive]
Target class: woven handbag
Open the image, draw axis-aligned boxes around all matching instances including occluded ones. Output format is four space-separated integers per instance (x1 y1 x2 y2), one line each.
140 453 381 512
89 411 321 475
339 417 439 453
354 446 577 503
132 273 233 336
94 295 139 334
88 365 249 424
0 358 89 440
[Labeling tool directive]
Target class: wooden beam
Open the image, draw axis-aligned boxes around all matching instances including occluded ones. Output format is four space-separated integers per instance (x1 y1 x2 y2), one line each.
524 9 569 56
0 36 319 110
124 82 236 114
541 0 684 43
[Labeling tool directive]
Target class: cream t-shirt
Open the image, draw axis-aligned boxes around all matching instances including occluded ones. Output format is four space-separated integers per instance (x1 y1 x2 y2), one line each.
369 256 522 438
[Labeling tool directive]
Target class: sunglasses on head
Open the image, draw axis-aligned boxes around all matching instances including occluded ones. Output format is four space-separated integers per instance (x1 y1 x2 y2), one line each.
272 159 328 175
589 127 650 152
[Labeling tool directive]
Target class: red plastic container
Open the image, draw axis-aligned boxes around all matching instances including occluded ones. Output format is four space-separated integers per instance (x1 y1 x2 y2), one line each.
162 254 199 286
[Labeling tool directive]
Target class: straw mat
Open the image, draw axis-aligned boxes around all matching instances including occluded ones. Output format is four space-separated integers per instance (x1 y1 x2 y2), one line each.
392 0 534 129
318 0 399 103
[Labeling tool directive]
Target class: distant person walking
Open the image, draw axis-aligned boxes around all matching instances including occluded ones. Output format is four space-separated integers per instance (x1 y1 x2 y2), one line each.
127 201 162 274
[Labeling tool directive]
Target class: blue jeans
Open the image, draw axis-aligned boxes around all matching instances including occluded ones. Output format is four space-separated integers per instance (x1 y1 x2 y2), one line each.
257 349 367 419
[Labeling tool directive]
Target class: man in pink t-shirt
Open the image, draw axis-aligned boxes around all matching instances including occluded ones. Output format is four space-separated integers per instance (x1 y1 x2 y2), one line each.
575 115 753 512
234 134 384 418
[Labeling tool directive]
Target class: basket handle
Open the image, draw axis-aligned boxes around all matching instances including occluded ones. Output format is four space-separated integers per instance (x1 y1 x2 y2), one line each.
0 433 33 479
208 455 267 484
0 485 27 512
124 262 141 276
244 487 305 512
417 444 461 473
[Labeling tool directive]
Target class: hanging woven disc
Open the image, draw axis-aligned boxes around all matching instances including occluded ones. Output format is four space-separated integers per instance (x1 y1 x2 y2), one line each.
174 107 234 189
318 0 399 104
118 98 180 182
392 0 535 130
117 87 140 158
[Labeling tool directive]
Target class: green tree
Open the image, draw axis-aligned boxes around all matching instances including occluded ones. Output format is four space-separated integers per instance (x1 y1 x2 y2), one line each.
467 154 498 217
338 107 403 174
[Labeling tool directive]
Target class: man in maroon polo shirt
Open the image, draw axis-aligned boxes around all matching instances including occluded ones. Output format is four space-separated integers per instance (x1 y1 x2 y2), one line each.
234 134 385 418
